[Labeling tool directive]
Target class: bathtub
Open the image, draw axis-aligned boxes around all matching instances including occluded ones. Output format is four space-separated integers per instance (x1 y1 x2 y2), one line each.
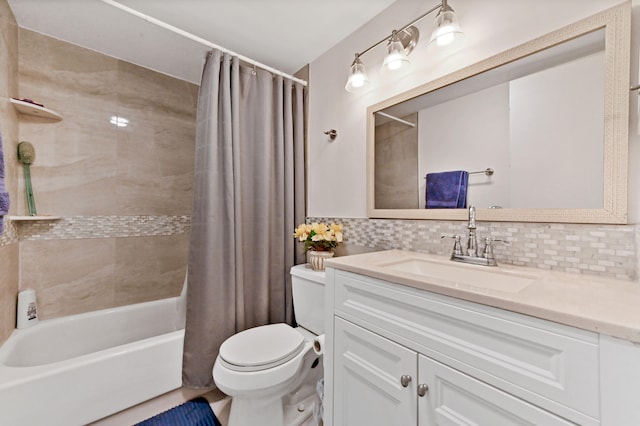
0 287 186 425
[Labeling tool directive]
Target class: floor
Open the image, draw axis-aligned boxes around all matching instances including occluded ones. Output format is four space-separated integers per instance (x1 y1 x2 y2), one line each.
90 387 231 425
90 387 319 425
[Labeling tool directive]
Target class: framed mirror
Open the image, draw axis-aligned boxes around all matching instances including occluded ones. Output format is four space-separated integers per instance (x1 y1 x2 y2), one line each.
367 3 630 224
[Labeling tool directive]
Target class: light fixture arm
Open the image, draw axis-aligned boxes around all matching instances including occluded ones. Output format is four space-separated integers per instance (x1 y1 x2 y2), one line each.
440 0 454 14
353 1 445 59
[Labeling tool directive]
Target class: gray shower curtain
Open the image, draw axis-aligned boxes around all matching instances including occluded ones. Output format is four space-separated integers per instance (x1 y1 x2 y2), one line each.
182 50 306 388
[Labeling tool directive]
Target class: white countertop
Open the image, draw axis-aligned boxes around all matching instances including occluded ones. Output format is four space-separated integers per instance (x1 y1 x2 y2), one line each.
325 249 640 343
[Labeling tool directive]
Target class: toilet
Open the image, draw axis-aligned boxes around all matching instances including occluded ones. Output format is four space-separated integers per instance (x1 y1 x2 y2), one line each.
213 264 326 426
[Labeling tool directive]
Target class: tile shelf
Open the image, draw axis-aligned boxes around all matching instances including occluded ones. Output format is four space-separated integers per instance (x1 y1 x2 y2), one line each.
10 98 62 121
10 215 62 221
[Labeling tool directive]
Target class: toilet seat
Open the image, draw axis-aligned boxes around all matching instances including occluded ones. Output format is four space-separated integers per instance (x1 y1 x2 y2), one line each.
219 324 305 372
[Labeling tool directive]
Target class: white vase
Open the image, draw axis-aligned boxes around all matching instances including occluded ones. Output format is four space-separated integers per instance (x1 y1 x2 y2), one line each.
307 250 335 271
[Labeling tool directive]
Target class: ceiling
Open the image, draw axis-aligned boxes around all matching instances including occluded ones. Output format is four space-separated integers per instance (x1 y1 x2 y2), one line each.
7 0 396 85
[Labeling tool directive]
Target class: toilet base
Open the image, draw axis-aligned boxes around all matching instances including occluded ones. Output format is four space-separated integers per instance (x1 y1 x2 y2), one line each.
225 358 323 426
228 393 317 426
228 395 284 426
283 393 317 426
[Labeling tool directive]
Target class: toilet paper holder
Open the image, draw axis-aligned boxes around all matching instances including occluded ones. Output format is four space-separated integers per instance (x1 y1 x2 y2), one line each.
313 334 325 355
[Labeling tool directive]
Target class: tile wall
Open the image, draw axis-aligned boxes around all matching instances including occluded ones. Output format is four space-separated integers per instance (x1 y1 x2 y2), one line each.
0 0 20 343
308 217 638 281
0 25 198 337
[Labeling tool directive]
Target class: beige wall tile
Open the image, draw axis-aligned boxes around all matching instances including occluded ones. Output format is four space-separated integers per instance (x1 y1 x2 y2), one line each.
18 29 119 216
16 29 197 218
0 0 19 212
115 117 195 215
114 234 189 305
20 238 116 319
0 243 18 342
115 62 196 216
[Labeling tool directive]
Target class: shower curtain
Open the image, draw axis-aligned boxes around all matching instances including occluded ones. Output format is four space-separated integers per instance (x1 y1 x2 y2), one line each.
182 49 306 388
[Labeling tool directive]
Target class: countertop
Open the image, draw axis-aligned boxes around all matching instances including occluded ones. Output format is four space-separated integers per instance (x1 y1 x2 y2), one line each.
325 249 640 343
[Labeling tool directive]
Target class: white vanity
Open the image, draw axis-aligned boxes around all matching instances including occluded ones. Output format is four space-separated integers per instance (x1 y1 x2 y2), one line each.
323 250 640 426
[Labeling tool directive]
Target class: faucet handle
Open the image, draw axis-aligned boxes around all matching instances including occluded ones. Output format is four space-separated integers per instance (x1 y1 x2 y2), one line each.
441 234 464 257
482 237 509 261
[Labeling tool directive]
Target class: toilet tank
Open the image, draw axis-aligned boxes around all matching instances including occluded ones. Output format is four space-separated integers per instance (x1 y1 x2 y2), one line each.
290 264 326 335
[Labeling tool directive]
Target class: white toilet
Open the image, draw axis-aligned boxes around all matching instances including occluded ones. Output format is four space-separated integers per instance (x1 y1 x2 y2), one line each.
213 265 326 426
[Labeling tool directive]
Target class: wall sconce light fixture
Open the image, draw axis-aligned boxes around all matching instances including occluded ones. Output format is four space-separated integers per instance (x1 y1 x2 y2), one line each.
345 0 464 93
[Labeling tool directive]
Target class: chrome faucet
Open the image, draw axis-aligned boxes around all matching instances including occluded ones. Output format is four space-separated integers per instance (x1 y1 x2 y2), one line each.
467 205 478 257
441 205 506 267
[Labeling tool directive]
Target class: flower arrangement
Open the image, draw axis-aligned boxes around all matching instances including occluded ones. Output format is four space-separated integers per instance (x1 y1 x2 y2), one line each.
293 222 343 252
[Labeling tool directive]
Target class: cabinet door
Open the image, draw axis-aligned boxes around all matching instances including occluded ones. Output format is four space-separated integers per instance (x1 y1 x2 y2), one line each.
333 317 418 426
418 355 576 426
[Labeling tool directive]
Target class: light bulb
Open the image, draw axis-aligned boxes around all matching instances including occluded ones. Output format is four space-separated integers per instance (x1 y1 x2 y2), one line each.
345 54 370 93
385 53 404 71
434 28 455 46
382 32 410 73
429 5 464 47
350 72 366 88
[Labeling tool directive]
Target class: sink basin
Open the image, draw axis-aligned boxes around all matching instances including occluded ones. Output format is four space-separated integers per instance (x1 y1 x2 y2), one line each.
379 258 536 293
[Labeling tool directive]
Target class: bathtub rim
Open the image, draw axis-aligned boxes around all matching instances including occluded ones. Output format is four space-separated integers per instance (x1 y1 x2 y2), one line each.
0 294 185 371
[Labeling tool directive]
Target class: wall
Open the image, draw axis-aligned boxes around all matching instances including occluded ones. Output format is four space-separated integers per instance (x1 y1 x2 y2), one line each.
6 29 197 322
509 51 604 208
0 0 19 343
307 0 640 280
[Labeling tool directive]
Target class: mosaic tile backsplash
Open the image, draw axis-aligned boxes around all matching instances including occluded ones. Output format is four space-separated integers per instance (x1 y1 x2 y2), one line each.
3 215 635 280
13 215 190 241
308 217 638 281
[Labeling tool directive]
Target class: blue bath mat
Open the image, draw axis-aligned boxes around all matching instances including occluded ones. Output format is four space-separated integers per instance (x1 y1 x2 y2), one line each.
135 397 221 426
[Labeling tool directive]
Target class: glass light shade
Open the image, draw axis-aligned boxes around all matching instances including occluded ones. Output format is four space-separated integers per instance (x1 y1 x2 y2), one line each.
381 37 410 72
429 9 464 47
345 56 370 93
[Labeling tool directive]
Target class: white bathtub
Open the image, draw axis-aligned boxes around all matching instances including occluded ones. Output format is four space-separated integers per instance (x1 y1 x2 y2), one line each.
0 288 186 426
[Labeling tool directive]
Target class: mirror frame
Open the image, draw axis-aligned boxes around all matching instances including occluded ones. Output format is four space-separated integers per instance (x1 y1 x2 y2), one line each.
367 2 630 224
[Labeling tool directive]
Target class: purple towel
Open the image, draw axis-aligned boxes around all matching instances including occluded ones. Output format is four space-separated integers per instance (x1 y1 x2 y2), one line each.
0 136 4 179
425 170 468 209
0 192 8 213
0 121 8 234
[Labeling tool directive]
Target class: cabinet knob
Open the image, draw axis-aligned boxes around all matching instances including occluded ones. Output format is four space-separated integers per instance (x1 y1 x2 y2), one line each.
417 383 429 397
400 375 412 388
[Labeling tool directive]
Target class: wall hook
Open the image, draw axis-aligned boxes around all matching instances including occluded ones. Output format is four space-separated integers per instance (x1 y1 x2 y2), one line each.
324 129 337 141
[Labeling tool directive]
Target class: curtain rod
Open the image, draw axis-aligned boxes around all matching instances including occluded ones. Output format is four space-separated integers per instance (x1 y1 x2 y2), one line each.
375 111 416 127
99 0 308 86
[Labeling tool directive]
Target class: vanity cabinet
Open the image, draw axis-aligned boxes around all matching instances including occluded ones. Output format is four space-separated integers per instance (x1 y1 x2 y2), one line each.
335 317 574 425
333 316 417 425
324 267 640 426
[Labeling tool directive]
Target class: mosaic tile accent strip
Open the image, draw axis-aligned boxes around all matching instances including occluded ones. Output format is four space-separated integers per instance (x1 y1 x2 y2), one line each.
308 217 638 281
0 219 18 247
14 216 191 241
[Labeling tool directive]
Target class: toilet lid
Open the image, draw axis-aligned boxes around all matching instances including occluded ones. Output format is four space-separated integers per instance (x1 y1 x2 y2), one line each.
219 323 305 372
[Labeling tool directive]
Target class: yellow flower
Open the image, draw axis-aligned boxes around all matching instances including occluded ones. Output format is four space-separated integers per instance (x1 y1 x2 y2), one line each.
293 224 310 241
310 222 328 236
330 223 343 242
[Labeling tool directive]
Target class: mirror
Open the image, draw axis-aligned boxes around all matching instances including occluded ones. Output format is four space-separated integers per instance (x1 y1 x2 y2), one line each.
367 3 629 224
